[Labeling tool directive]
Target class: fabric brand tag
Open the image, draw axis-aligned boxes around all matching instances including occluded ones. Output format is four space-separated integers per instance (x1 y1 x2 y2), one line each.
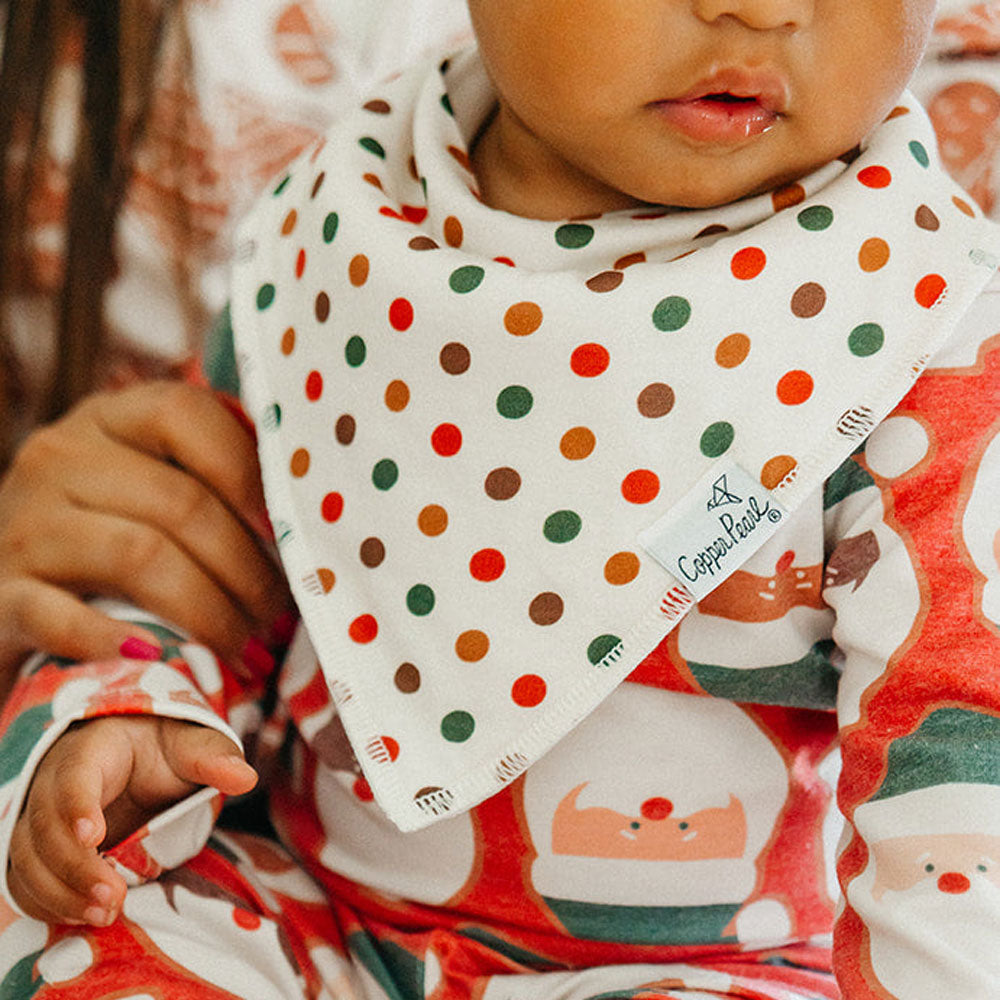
638 464 790 602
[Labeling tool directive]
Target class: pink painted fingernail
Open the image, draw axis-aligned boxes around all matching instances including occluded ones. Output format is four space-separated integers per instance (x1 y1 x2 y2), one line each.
241 636 275 677
119 636 162 661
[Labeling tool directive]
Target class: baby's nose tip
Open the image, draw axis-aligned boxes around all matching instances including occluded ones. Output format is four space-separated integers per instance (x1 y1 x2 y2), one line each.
937 872 971 894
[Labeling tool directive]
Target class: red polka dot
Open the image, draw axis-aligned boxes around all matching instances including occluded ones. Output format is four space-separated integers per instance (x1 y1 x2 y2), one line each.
776 549 795 574
914 273 947 308
858 165 892 188
353 776 374 801
511 674 547 707
494 256 516 267
776 370 814 405
431 423 462 456
232 908 262 931
570 343 610 377
469 548 505 581
621 469 660 504
640 797 673 821
321 492 344 522
730 246 766 280
295 248 306 279
389 297 414 331
381 736 400 761
348 614 378 643
305 370 323 401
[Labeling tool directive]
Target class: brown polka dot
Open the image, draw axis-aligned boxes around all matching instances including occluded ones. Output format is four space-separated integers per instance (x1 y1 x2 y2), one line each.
858 237 890 272
384 379 410 411
310 172 326 198
504 301 543 336
604 551 640 585
915 204 940 231
281 327 296 355
790 282 826 318
408 236 439 250
715 333 751 368
529 592 564 625
586 271 624 293
395 663 420 693
695 223 728 239
349 254 370 286
315 291 331 322
364 99 391 114
614 251 646 269
443 215 464 247
953 195 975 217
408 155 420 181
335 414 356 445
448 145 472 172
439 342 471 374
363 173 384 190
290 448 310 477
359 537 386 567
637 382 674 418
280 209 298 236
316 568 336 593
771 183 805 212
455 629 489 662
560 426 596 460
418 504 448 536
484 467 521 500
761 454 797 489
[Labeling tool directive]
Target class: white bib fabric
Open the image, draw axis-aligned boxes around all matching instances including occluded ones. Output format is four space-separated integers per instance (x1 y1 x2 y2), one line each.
232 48 1000 831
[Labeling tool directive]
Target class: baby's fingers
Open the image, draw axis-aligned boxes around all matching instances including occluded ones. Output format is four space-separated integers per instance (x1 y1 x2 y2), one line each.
160 721 258 796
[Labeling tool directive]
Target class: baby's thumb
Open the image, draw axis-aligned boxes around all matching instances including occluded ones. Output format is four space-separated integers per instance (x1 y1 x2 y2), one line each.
162 721 258 796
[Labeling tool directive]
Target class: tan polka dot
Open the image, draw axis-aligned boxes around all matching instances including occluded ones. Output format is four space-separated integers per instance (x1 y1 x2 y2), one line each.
504 301 543 336
335 414 356 445
604 551 640 585
560 426 596 460
280 209 297 236
953 195 975 217
637 383 674 418
349 254 370 286
614 251 646 269
715 333 751 368
790 282 826 318
281 327 296 355
439 342 471 374
384 379 410 411
395 663 420 693
359 537 385 567
915 205 940 231
858 238 890 272
455 629 489 662
760 454 797 489
418 504 448 536
771 183 805 212
484 466 521 500
443 215 464 247
363 173 384 190
409 236 439 250
529 592 564 625
290 448 310 477
586 271 624 292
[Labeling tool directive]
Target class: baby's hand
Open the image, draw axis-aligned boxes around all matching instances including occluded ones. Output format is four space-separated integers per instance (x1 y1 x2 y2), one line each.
7 716 257 926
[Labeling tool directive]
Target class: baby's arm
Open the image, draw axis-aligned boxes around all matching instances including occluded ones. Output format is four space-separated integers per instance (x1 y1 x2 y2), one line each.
7 714 256 926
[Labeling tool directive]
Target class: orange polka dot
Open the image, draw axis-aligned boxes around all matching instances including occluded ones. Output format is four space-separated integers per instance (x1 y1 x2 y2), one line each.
776 370 814 405
280 209 297 236
953 195 975 217
384 379 410 411
469 548 505 582
858 165 891 188
715 333 750 368
504 301 543 336
560 426 596 460
730 247 766 280
858 237 890 272
771 183 805 212
349 254 370 286
290 448 310 477
604 551 640 585
511 674 547 707
621 469 660 504
349 614 378 643
570 343 610 377
281 327 296 355
760 454 797 489
455 629 489 662
418 504 448 536
885 105 909 120
915 273 947 308
444 215 464 247
363 173 384 190
614 251 646 269
316 568 336 593
448 145 472 172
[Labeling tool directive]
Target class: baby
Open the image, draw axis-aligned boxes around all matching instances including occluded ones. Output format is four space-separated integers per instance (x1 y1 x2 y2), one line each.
4 1 1000 998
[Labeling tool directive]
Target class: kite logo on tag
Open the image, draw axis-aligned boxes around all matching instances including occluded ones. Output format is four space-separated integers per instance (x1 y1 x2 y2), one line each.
639 464 789 602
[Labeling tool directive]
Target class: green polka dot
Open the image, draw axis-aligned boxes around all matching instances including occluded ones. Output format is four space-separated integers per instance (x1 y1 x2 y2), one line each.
909 140 929 168
587 634 621 665
848 322 885 357
272 175 291 196
256 284 276 310
652 296 692 332
322 212 339 243
544 510 582 543
496 385 533 419
797 205 834 231
372 459 398 490
359 137 385 158
555 223 595 249
700 421 734 457
449 265 485 293
406 584 435 616
440 93 454 116
345 336 366 367
441 710 474 742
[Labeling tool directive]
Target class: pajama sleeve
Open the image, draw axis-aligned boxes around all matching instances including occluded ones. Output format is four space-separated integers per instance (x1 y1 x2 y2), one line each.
825 300 1000 997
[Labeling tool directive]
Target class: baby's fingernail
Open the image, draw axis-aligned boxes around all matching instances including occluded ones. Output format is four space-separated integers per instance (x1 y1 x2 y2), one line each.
91 883 113 907
119 636 162 661
75 818 98 845
83 906 111 926
241 636 274 677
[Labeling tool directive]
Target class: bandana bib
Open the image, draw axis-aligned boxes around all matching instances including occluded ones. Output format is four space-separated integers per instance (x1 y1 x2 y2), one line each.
232 48 1000 831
